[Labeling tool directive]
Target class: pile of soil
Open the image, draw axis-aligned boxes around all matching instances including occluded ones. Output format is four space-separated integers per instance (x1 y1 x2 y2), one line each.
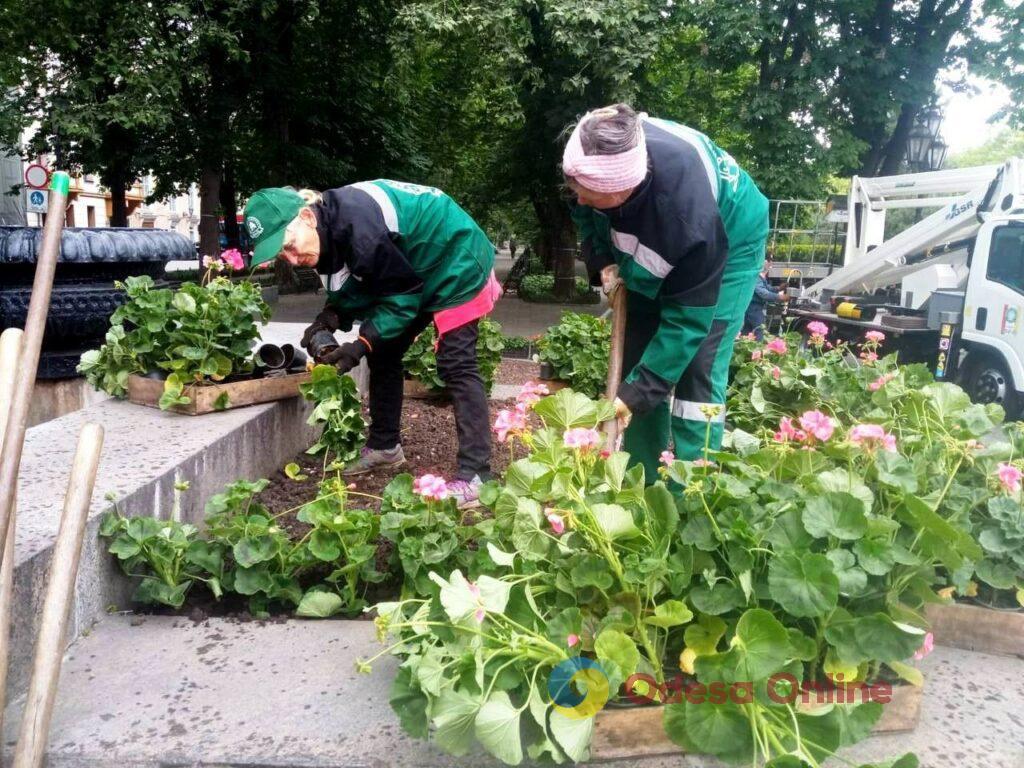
495 358 544 388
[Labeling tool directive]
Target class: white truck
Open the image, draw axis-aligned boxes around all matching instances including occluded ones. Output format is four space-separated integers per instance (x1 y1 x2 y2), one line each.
787 158 1024 416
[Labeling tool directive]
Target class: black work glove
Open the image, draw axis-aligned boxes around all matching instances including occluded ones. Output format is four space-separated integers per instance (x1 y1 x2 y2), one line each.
320 339 369 374
301 307 341 352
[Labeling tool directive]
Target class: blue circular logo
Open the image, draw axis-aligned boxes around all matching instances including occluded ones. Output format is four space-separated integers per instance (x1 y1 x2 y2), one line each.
548 657 610 719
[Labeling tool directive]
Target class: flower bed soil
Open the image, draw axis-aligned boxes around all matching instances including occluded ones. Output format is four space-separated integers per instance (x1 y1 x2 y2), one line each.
495 358 541 387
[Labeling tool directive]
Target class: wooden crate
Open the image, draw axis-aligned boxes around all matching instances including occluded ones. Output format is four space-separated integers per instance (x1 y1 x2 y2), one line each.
589 683 922 762
127 371 310 415
926 601 1024 657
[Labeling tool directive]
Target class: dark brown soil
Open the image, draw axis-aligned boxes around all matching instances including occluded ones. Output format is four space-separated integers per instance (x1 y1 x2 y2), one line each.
259 397 530 516
496 358 542 388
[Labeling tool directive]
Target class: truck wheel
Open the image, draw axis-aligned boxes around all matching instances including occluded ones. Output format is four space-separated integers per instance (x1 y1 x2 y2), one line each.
962 354 1020 420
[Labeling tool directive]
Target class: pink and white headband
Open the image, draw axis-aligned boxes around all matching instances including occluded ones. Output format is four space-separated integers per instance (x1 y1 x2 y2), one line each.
562 111 648 193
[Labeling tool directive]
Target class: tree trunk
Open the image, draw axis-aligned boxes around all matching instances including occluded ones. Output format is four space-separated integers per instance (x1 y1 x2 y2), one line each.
533 194 577 300
219 163 240 249
109 183 128 227
198 166 221 259
878 101 919 176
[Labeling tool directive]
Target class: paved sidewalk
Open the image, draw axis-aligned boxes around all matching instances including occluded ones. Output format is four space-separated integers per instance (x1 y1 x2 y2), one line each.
6 614 1021 767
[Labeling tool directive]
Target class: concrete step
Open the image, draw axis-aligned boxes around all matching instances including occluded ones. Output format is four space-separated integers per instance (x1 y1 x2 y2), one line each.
2 616 1021 768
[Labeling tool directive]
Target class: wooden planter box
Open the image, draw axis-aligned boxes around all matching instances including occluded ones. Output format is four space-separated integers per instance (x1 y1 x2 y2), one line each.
926 601 1024 656
589 683 922 762
127 371 310 415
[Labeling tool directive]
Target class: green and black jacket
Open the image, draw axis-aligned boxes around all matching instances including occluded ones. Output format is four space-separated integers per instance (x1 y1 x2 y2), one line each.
313 180 495 347
573 117 769 414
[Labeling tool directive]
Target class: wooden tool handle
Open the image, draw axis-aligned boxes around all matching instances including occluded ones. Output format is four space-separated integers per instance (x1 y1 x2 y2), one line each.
604 288 627 447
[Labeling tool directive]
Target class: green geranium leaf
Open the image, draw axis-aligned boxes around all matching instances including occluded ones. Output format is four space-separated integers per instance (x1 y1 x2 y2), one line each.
644 599 694 628
803 492 869 540
768 552 839 618
817 469 873 513
684 614 727 655
767 509 815 550
233 536 276 568
690 583 745 615
591 503 639 540
680 697 754 757
296 590 343 618
732 608 790 681
594 628 641 677
475 691 523 765
827 549 869 596
390 667 429 738
853 538 896 576
570 554 615 591
486 542 516 567
874 451 917 492
309 530 342 561
549 709 593 762
824 613 925 664
432 687 480 755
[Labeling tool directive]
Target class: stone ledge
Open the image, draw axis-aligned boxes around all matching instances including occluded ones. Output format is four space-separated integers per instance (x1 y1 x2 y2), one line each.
6 382 341 702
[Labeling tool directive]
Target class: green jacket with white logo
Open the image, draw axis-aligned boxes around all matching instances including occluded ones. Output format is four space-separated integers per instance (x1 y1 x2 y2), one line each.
313 180 495 345
573 117 770 414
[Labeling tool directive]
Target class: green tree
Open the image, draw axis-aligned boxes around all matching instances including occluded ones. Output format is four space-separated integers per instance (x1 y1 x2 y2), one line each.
396 0 667 297
948 129 1024 168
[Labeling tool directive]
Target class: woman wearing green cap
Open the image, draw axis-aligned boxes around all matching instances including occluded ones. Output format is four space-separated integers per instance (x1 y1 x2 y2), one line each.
244 181 501 507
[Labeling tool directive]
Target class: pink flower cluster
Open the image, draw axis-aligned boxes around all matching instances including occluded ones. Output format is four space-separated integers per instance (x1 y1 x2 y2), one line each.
913 632 934 661
659 450 675 466
868 372 896 392
807 321 829 336
765 338 788 355
517 381 549 407
773 410 835 445
563 427 602 451
865 330 886 343
848 423 897 452
860 351 879 363
493 404 529 443
413 473 449 501
997 462 1022 493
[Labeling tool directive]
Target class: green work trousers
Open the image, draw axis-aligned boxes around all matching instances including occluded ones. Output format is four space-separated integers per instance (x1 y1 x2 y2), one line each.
621 241 765 480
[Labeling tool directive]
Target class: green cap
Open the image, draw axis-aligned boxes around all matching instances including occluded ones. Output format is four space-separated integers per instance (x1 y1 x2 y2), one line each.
243 188 305 266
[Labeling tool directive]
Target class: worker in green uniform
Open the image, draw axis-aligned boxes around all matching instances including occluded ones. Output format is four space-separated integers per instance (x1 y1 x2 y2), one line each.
563 104 769 478
242 182 502 507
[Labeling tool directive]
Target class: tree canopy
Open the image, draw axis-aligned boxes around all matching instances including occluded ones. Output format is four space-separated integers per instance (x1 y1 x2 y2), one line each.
1 0 1021 287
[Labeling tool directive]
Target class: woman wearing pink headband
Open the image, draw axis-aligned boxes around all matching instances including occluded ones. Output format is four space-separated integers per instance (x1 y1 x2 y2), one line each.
564 103 769 477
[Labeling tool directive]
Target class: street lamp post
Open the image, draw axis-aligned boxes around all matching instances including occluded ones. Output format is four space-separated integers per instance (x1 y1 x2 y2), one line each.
905 105 946 173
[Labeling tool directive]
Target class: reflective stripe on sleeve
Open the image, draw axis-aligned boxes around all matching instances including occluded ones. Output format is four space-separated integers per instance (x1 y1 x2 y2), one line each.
671 399 726 423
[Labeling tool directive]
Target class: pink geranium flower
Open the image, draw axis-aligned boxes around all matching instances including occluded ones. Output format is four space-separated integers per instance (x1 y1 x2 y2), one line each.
545 509 565 535
807 321 829 337
466 580 486 623
493 405 528 443
773 417 807 444
771 366 781 380
659 450 675 466
413 473 449 501
221 248 245 271
567 633 580 647
848 423 897 452
693 458 716 467
865 330 886 343
765 338 788 355
751 349 763 361
997 462 1022 493
799 410 834 442
516 381 549 406
563 427 602 451
912 632 934 661
868 373 895 392
860 351 879 363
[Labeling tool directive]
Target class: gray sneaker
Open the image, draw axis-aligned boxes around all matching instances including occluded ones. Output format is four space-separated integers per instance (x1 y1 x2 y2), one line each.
342 445 406 476
448 475 484 509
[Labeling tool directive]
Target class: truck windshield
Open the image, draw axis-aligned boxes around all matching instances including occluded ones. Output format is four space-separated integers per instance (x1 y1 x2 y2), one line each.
986 224 1024 295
